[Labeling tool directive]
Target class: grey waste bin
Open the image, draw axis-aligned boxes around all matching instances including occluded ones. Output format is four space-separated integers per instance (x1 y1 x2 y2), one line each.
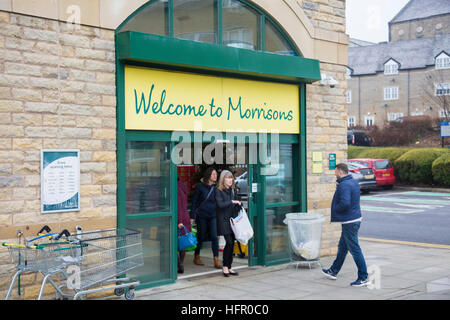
283 213 325 268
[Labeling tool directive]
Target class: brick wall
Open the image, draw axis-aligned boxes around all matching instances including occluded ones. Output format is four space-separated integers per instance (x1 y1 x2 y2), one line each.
0 11 116 299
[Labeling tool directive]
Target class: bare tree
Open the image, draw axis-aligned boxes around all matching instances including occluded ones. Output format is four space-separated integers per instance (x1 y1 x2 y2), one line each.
421 69 450 122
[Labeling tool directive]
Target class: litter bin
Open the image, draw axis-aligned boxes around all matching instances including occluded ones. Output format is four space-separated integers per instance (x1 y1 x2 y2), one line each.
283 213 325 269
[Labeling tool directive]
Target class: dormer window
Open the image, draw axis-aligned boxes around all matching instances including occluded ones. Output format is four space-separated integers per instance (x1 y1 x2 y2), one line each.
384 59 399 75
435 52 450 70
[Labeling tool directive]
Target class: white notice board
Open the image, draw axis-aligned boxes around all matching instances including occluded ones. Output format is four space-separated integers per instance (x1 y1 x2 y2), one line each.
441 122 450 137
41 149 80 213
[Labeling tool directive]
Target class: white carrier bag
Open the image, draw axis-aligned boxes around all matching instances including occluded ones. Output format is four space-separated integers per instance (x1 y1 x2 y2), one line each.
230 207 254 245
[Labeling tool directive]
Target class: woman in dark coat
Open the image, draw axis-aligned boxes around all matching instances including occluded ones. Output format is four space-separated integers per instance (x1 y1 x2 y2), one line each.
177 179 190 273
215 170 241 277
190 167 221 268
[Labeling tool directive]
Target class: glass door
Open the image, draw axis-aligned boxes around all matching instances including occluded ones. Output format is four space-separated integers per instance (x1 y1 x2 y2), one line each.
123 140 177 287
263 143 300 265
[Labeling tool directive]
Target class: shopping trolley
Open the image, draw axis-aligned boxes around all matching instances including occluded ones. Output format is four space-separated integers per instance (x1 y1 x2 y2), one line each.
56 228 144 300
2 227 86 300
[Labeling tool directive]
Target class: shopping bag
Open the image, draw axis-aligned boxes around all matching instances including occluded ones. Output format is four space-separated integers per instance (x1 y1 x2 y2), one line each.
177 226 198 251
185 224 197 252
230 207 254 245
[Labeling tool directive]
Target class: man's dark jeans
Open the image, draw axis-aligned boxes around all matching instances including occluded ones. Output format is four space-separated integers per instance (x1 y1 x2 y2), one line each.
330 221 368 280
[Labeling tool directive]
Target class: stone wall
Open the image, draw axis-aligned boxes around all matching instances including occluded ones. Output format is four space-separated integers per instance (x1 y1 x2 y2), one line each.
0 11 117 299
348 67 450 127
300 0 347 256
390 15 450 42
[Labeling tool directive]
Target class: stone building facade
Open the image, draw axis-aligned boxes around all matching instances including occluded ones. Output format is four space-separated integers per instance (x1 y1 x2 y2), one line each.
347 0 450 128
0 0 348 299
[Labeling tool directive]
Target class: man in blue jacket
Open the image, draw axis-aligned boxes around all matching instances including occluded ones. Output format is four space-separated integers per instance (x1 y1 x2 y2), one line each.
322 163 369 287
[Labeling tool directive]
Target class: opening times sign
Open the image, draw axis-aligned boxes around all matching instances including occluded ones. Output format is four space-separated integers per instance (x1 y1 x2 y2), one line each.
41 150 80 214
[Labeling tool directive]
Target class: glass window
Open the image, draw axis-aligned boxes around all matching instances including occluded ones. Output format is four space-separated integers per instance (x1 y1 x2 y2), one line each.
348 117 355 127
435 83 450 96
119 0 168 36
384 87 398 100
265 144 293 204
126 141 171 214
223 0 260 50
265 20 295 56
436 53 450 70
375 160 392 169
174 0 217 44
126 217 172 284
265 205 297 261
384 60 399 75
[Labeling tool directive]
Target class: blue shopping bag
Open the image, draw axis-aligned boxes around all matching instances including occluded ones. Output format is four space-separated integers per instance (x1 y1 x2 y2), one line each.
177 225 197 251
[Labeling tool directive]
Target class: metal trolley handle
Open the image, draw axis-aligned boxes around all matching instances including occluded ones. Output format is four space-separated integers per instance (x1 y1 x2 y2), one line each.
54 229 71 240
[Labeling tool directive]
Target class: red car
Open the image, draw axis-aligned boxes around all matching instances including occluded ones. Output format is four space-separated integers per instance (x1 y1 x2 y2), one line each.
348 158 395 189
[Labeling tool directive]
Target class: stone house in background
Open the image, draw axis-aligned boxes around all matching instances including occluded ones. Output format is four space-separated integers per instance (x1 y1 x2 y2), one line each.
347 0 450 128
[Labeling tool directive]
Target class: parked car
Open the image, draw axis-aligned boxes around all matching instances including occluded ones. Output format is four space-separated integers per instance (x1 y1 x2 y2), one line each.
347 130 372 146
348 162 377 193
348 158 395 189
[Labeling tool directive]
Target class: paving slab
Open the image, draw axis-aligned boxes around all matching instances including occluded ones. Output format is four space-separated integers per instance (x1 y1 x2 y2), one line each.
119 240 450 301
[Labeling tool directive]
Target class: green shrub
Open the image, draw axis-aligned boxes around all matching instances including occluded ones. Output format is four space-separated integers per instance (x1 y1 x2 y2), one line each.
347 146 368 159
432 153 450 186
360 147 410 162
394 148 449 184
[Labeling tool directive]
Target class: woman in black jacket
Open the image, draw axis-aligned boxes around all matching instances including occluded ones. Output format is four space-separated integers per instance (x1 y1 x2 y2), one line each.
215 170 241 277
190 167 221 268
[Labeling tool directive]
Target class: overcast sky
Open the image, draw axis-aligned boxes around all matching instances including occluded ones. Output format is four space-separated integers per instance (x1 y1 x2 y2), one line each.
346 0 410 43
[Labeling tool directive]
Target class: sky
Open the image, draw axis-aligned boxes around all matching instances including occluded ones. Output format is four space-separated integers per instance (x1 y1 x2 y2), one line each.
346 0 410 43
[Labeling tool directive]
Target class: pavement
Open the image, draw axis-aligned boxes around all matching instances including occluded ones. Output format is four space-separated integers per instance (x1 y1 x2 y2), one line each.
123 239 450 300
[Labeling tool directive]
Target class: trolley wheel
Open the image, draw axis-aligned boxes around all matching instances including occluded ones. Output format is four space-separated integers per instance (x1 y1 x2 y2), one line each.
114 288 125 296
124 289 135 300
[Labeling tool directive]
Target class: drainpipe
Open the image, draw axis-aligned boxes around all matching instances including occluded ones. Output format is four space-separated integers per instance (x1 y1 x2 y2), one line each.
358 76 361 125
407 70 410 116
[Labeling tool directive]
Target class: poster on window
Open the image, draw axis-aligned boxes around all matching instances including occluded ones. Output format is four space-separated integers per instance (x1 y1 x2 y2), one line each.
41 149 80 213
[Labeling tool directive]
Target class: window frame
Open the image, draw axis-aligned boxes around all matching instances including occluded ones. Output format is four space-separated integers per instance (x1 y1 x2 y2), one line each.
118 0 300 57
387 112 403 122
346 90 352 104
364 116 374 126
384 59 399 75
348 116 355 127
435 52 450 70
384 87 399 100
440 109 450 118
435 82 450 96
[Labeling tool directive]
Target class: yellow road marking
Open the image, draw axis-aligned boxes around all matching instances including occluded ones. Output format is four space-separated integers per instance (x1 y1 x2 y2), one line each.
360 237 450 250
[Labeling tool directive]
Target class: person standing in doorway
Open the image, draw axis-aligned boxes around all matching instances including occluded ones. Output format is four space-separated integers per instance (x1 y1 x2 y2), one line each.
322 163 369 287
190 167 221 269
215 170 241 277
177 178 190 273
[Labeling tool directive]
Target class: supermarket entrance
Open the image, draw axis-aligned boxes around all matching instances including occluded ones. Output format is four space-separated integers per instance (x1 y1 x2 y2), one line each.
176 141 257 278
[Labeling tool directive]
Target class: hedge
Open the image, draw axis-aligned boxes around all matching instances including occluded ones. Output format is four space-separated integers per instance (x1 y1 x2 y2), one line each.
347 146 411 163
394 148 448 184
432 153 450 186
348 146 450 186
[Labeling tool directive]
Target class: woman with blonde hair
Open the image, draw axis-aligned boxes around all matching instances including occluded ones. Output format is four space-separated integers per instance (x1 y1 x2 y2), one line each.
215 170 241 277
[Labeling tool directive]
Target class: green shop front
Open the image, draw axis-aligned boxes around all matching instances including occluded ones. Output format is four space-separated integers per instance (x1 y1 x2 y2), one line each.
115 0 321 289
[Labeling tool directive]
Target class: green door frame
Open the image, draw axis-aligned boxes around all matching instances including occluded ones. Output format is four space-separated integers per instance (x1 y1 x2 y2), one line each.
115 30 320 288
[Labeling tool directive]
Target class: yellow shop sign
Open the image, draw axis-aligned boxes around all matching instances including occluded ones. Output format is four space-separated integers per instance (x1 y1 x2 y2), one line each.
125 66 300 133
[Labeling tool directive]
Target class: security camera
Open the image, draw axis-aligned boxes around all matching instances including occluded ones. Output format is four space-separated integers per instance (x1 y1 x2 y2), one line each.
320 73 338 88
